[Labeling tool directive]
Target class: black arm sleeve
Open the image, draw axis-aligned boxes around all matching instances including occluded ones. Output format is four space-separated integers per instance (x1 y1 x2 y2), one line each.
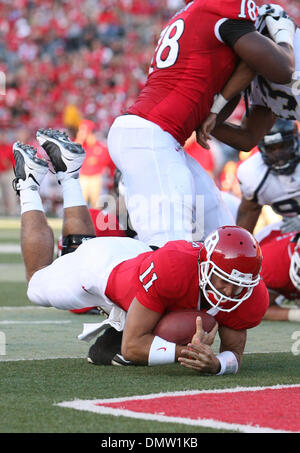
219 19 256 48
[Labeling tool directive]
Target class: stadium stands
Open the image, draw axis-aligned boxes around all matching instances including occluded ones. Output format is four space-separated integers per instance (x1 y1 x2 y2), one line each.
0 0 181 142
0 0 299 215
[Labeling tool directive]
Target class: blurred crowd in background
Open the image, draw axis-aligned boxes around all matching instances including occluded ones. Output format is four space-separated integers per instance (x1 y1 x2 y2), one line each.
0 0 299 220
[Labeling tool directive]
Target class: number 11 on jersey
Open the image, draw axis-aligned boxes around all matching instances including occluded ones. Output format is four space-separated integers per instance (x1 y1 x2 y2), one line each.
139 262 158 292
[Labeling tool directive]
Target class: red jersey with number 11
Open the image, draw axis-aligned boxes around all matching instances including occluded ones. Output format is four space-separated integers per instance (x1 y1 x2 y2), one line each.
105 240 268 331
127 0 257 145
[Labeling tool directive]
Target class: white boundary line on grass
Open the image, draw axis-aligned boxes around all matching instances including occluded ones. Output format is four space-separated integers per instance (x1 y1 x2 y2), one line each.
0 350 288 362
0 244 21 253
0 320 72 325
0 307 293 360
0 306 48 310
0 355 85 362
56 384 300 434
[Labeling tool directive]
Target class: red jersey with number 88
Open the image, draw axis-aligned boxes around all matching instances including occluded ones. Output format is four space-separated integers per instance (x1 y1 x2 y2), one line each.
127 0 257 145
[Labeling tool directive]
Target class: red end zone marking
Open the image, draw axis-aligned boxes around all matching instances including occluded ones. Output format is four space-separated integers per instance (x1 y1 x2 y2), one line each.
57 385 300 433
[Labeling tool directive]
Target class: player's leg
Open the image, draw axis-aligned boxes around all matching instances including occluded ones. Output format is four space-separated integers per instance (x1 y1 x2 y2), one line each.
36 128 96 253
107 115 195 247
23 127 97 310
12 142 53 282
264 298 300 322
185 153 235 241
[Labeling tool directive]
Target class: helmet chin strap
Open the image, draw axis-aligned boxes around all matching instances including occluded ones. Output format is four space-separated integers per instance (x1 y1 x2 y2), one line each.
206 289 227 307
202 283 248 313
199 261 254 312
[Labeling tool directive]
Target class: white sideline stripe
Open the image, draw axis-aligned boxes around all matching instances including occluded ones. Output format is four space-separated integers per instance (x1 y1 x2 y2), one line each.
0 320 72 325
0 350 290 362
0 306 51 310
56 385 300 434
0 263 26 281
0 355 85 362
0 244 21 253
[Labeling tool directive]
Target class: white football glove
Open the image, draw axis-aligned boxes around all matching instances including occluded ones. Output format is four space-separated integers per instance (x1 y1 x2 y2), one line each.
280 215 300 233
258 4 286 19
266 15 296 47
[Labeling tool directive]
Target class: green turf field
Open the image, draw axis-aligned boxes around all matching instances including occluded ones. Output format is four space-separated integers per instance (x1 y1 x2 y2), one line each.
0 217 300 434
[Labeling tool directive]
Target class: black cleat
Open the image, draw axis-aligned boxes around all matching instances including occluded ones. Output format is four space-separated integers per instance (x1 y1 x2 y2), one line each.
111 353 134 366
87 327 123 365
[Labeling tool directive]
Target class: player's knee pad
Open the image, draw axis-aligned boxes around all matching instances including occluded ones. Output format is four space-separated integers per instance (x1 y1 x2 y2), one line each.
61 234 96 255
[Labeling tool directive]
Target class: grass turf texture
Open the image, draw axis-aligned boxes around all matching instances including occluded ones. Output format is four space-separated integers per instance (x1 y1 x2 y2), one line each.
0 282 29 306
1 220 300 433
0 353 299 434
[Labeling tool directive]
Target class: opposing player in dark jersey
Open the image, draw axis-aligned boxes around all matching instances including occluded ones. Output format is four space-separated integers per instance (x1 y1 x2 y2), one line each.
235 119 300 322
237 119 300 233
107 0 295 248
12 129 269 375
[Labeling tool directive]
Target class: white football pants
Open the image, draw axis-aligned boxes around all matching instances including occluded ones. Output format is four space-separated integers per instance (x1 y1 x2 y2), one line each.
108 115 234 246
27 237 151 311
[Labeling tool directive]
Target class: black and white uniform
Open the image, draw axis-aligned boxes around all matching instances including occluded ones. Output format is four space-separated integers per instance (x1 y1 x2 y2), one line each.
250 28 300 120
237 152 300 218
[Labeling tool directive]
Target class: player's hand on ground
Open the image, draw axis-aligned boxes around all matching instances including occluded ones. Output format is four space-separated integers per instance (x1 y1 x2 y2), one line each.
178 341 220 374
196 113 217 149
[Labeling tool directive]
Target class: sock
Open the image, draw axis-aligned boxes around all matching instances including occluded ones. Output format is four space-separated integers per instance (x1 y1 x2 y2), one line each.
288 309 300 322
60 177 86 209
19 188 44 214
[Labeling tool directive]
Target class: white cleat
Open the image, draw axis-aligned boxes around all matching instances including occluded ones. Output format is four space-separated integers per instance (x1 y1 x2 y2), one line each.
12 142 48 195
36 128 85 181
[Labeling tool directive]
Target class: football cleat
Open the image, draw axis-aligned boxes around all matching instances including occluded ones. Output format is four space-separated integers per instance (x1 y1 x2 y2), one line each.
36 128 85 182
111 353 134 367
87 327 122 365
12 142 48 195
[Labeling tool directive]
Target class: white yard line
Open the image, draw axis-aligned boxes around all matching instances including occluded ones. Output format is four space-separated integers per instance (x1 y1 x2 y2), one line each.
0 356 85 362
0 307 293 362
0 306 50 310
0 320 72 325
0 263 25 281
0 243 21 253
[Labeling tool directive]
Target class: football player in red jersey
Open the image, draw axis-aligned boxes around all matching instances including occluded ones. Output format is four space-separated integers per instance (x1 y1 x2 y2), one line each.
255 225 300 322
61 207 127 315
107 0 295 248
12 129 269 375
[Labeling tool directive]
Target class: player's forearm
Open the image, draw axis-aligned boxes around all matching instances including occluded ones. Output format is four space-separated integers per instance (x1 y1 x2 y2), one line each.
221 61 255 102
234 33 294 84
122 333 179 366
236 209 260 233
121 333 154 364
212 122 255 151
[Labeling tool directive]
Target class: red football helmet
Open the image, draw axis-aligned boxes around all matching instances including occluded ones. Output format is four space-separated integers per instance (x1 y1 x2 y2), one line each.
289 237 300 291
199 226 262 312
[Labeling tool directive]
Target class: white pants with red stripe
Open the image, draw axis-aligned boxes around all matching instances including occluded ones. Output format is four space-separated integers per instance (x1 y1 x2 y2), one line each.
27 237 151 311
